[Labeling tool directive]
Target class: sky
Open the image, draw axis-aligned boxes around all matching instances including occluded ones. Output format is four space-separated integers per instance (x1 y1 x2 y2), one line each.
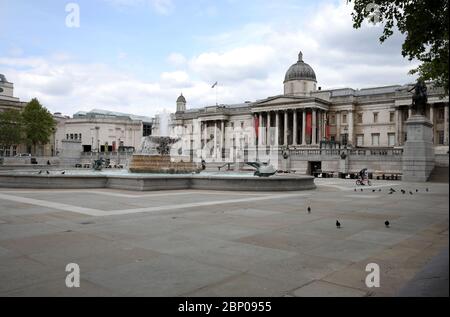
0 0 419 117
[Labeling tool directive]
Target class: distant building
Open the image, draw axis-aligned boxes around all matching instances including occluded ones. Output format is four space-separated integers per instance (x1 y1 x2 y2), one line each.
170 51 449 155
0 74 27 157
167 51 448 175
58 109 153 153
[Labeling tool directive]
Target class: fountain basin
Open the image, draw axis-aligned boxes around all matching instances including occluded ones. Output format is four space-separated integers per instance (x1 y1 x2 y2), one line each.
0 171 315 192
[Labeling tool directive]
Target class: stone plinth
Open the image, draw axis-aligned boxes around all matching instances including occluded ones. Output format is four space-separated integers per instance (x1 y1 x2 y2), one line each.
402 115 435 182
129 155 199 174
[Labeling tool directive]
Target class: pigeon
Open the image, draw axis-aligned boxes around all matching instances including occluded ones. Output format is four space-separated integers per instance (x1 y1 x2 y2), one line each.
416 189 419 193
372 189 376 193
409 191 413 195
354 189 357 192
426 188 429 192
401 190 406 194
361 189 363 192
307 206 311 214
385 220 390 228
336 220 341 229
46 170 50 175
379 189 382 192
38 170 42 174
61 171 66 175
388 191 393 195
390 188 396 193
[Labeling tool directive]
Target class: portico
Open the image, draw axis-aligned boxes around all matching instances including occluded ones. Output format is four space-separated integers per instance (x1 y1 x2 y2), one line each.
252 96 330 147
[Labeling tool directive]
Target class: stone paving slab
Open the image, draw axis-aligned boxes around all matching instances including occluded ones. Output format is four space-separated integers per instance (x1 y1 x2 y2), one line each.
0 179 447 296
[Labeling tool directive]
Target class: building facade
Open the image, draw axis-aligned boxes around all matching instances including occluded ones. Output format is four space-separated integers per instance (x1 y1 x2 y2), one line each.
58 109 153 154
162 51 449 172
160 53 449 173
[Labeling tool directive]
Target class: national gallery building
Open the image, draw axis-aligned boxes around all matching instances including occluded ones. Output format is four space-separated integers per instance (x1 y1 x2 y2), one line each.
159 51 449 174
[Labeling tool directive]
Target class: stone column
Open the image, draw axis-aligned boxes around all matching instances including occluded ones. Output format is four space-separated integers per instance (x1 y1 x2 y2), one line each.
318 110 322 143
336 111 341 143
293 110 298 146
312 109 317 145
445 105 449 145
302 110 306 145
284 111 288 146
258 112 263 146
220 120 225 159
408 108 412 118
267 112 271 146
203 121 207 149
348 110 354 146
275 111 280 146
395 108 400 146
429 105 434 145
214 121 217 158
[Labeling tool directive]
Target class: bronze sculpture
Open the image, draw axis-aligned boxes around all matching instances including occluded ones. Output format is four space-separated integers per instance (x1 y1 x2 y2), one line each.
408 79 428 116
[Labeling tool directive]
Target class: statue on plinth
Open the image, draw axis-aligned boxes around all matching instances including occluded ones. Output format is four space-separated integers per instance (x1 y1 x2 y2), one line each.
408 79 428 116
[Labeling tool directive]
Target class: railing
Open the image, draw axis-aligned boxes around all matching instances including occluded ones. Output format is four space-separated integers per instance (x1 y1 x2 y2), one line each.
348 148 403 156
289 147 403 159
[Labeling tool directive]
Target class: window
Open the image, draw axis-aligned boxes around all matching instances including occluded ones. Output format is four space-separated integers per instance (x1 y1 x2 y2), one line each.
373 112 379 123
356 134 364 147
241 122 244 129
437 108 445 121
389 112 395 123
342 114 347 124
12 145 17 156
357 113 363 124
66 134 69 140
74 134 78 140
70 134 74 140
438 131 445 145
79 134 82 141
371 133 380 146
330 115 336 125
388 133 395 146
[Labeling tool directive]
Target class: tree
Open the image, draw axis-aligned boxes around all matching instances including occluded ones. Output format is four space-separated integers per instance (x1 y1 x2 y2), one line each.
21 98 56 155
349 0 449 95
0 109 23 149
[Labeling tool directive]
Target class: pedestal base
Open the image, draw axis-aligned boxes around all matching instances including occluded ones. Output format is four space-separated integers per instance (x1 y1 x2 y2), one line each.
402 115 435 182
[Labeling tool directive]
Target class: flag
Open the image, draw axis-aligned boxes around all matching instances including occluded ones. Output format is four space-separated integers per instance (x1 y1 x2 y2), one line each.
254 114 259 139
306 112 312 137
211 81 218 88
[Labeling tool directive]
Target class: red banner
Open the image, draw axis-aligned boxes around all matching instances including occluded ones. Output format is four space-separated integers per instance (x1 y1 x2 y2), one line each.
306 112 312 137
254 115 259 139
325 113 330 140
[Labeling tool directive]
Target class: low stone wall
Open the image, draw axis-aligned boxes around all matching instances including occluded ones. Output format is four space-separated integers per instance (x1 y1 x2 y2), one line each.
0 174 107 189
0 173 315 192
435 154 449 167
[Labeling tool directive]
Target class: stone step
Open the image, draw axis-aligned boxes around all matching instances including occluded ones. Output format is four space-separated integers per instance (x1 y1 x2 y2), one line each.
428 166 449 183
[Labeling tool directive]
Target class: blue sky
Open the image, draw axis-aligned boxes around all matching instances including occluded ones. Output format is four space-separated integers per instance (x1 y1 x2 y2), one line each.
0 0 418 116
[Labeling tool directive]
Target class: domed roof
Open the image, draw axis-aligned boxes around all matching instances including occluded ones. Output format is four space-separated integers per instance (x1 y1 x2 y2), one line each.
284 52 317 83
176 93 186 103
0 74 7 83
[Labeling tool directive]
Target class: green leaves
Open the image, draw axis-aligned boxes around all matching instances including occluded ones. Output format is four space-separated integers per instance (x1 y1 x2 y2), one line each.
348 0 449 95
0 109 23 147
21 98 56 148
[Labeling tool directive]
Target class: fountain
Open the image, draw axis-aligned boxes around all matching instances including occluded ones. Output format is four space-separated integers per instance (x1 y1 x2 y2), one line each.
128 136 200 174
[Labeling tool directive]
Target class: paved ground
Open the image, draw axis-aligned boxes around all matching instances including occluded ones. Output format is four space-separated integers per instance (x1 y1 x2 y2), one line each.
0 179 448 297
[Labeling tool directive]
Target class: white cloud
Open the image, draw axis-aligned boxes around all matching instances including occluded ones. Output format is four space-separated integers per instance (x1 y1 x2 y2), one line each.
167 53 187 66
2 0 419 117
103 0 174 15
